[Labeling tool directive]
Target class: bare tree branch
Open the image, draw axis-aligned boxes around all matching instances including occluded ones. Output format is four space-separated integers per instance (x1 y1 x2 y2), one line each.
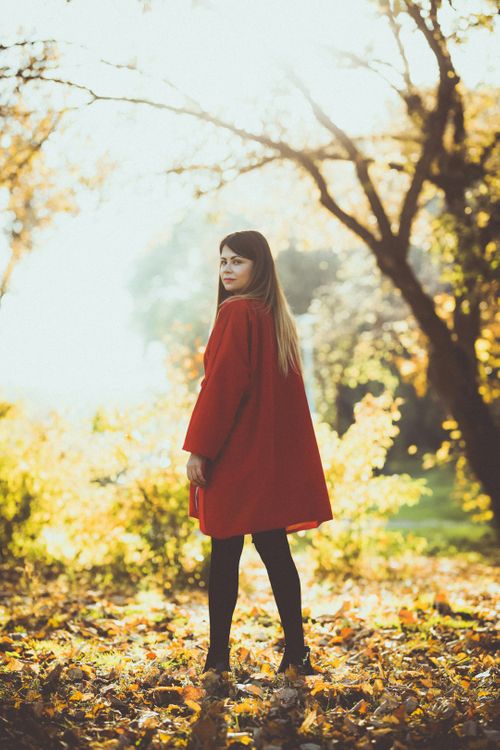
398 0 459 249
0 39 59 51
299 156 378 248
20 71 378 248
285 68 394 243
404 0 453 75
332 48 405 98
164 154 280 197
385 2 414 93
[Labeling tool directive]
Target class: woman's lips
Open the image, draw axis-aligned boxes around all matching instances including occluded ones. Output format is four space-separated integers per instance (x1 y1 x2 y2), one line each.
224 278 235 281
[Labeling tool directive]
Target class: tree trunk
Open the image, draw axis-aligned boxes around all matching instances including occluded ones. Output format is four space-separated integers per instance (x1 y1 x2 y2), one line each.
375 244 500 533
427 341 500 534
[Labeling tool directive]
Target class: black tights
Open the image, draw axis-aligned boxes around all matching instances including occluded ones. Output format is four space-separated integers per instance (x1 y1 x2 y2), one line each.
208 528 305 656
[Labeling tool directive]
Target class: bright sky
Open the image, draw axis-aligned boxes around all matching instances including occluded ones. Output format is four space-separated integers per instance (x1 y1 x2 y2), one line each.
0 0 497 420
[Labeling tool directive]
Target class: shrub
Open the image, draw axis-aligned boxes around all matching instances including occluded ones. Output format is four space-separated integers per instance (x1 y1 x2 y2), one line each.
307 391 431 578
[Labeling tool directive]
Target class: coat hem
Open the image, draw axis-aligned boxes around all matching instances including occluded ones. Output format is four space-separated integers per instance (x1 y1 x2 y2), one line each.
188 511 333 539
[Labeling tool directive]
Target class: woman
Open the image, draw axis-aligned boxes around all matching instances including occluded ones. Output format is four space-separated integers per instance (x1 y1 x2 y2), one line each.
182 230 333 676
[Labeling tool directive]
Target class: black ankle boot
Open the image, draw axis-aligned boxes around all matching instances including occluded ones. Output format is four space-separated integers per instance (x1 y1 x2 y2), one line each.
202 646 231 674
276 644 317 675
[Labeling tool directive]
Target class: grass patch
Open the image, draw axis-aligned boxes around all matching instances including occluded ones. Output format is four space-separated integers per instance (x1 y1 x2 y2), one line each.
384 459 498 553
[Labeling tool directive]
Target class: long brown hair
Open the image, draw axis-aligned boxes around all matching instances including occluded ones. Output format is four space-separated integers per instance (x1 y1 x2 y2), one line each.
214 230 303 377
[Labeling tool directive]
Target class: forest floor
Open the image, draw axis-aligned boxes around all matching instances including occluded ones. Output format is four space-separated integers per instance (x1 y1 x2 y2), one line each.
0 546 499 750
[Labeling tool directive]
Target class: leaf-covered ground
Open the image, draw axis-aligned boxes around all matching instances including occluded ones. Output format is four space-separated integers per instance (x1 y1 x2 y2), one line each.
0 547 499 750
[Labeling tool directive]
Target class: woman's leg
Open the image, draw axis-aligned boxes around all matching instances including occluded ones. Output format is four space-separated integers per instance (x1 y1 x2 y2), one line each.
208 534 245 654
252 528 305 657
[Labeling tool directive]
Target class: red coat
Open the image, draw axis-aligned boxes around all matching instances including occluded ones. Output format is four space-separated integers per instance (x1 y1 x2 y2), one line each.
182 297 333 539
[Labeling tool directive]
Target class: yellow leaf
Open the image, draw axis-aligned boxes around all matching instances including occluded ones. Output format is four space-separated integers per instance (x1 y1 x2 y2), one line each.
361 681 374 696
69 689 94 702
382 714 401 725
227 734 253 745
244 684 264 698
6 658 24 672
238 647 251 662
233 699 261 715
260 662 275 676
299 708 317 733
311 679 335 696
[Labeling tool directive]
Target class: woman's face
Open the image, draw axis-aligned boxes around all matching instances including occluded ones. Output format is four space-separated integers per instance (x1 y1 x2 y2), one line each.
220 244 254 293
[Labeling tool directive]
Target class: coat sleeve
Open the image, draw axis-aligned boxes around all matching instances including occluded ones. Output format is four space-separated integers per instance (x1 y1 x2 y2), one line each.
182 302 252 461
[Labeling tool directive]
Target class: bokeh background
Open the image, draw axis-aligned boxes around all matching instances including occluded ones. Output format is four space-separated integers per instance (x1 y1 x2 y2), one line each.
0 0 498 585
1 4 500 748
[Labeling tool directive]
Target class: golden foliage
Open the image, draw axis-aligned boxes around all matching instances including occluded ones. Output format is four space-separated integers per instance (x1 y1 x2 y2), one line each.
0 383 431 584
308 391 431 577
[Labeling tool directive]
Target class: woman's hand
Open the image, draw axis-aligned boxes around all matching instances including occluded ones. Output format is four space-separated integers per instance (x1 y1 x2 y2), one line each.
187 453 207 487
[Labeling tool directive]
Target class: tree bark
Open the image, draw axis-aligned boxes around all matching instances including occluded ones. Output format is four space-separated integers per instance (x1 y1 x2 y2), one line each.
427 341 500 533
372 245 500 533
